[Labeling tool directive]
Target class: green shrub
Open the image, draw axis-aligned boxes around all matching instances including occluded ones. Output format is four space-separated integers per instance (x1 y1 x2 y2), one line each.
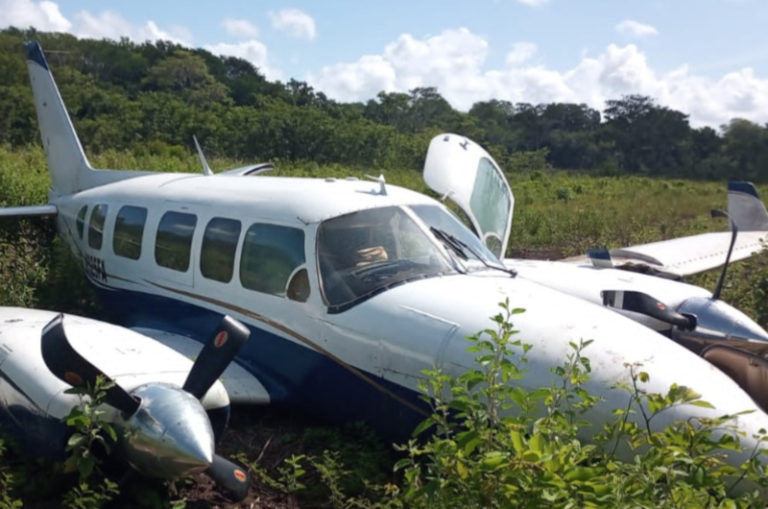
389 301 768 508
266 301 768 508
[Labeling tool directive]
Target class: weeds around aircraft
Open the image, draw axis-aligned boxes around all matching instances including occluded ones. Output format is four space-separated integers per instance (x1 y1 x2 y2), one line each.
4 41 768 482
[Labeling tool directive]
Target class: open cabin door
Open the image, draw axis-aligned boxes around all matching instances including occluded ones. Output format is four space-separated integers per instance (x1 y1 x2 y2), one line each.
423 133 514 258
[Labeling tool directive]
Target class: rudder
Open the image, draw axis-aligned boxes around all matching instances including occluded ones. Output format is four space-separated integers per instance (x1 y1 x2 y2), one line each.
25 40 93 197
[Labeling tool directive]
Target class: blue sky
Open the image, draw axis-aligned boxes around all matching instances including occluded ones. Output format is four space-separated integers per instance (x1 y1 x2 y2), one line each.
3 0 768 128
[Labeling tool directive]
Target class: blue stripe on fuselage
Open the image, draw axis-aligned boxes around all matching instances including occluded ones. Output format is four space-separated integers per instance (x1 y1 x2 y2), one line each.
94 285 427 439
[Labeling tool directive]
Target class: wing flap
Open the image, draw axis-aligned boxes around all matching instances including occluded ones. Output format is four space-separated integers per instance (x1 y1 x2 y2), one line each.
131 327 270 405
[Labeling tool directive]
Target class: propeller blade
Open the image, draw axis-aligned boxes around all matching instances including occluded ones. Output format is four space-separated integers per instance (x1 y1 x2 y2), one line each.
40 314 140 415
602 290 696 330
182 316 250 399
207 454 250 502
711 209 739 301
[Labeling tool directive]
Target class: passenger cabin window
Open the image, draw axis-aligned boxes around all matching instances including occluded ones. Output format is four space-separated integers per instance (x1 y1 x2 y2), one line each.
88 204 108 250
155 211 197 272
240 224 305 297
113 206 147 260
200 217 241 283
76 205 87 239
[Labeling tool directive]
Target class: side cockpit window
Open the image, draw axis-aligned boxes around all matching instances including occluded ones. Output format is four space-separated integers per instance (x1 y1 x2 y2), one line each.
113 206 147 260
155 211 197 272
240 223 306 298
76 205 88 239
88 204 108 250
201 217 241 283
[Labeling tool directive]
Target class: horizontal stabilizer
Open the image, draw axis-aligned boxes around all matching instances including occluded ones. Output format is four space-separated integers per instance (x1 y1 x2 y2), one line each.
0 204 57 218
219 163 274 176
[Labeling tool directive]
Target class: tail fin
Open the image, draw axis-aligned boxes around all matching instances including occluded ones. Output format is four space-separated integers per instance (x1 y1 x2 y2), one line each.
25 41 93 197
727 181 768 231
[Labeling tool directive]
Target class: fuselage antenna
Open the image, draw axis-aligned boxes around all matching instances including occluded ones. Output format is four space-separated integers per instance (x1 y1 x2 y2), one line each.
365 174 387 195
193 135 214 176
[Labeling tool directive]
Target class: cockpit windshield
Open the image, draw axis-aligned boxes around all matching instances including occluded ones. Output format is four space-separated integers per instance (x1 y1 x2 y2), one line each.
409 204 502 268
317 206 453 312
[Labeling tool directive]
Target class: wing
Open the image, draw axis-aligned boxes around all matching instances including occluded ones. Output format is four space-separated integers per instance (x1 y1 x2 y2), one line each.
131 327 271 405
562 231 766 277
563 182 768 277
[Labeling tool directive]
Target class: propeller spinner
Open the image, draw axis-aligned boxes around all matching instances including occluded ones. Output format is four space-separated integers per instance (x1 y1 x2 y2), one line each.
40 314 251 501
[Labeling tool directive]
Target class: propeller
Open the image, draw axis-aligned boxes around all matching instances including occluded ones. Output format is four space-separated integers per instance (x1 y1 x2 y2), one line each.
41 314 140 415
183 315 250 399
601 290 696 330
711 209 738 301
208 454 250 501
40 313 252 501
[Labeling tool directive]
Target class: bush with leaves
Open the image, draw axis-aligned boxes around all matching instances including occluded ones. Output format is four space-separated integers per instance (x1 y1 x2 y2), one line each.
0 433 22 508
59 376 120 509
247 301 768 507
387 300 768 508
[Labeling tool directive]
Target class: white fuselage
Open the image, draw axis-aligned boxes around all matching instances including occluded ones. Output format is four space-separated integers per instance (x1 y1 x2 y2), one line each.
41 171 768 455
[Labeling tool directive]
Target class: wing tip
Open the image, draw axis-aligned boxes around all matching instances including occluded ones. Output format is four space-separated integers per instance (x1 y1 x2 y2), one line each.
728 181 760 199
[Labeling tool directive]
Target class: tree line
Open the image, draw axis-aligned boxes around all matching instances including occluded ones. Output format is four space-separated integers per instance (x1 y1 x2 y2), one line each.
1 27 767 181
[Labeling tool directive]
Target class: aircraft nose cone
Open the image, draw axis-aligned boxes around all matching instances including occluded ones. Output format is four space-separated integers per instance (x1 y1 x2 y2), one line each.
121 383 215 478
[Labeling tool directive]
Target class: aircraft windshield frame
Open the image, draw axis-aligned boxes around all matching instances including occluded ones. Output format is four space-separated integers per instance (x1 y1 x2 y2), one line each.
317 205 455 313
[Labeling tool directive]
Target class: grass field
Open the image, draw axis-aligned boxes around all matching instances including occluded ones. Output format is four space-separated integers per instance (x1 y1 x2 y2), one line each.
2 145 768 506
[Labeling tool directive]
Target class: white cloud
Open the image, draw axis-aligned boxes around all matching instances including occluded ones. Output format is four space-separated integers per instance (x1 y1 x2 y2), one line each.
306 27 768 129
269 8 316 40
205 40 282 80
506 42 537 66
516 0 550 5
310 28 487 106
615 20 658 38
0 1 192 45
222 17 259 39
0 0 71 31
72 10 191 44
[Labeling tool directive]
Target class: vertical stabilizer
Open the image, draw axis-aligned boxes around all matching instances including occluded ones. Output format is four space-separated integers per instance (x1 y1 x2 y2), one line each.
25 41 93 196
727 181 768 231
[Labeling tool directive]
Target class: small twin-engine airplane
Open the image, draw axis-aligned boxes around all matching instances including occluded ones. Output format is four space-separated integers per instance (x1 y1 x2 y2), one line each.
0 308 251 500
4 40 768 480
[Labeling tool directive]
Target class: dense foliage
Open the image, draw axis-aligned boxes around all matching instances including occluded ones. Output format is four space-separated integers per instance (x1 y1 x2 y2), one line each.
2 28 768 181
